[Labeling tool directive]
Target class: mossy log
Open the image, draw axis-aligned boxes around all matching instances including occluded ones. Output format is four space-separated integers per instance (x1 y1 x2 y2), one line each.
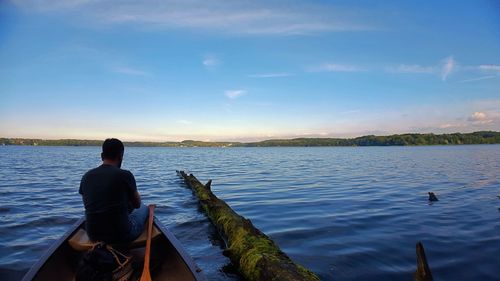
177 170 321 281
414 242 433 281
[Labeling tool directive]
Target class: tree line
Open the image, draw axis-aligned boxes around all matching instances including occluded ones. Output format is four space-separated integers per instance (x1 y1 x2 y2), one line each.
1 131 499 147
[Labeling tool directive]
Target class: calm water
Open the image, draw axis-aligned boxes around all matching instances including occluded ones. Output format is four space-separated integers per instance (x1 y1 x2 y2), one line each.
0 145 499 280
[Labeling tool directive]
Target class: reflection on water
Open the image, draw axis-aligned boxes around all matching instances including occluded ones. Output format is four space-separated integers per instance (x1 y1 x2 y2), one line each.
0 145 499 280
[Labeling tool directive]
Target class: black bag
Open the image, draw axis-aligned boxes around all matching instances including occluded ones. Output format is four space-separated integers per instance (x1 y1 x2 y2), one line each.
76 242 133 281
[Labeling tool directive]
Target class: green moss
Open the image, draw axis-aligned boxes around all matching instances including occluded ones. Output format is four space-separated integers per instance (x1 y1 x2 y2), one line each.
180 171 321 281
239 250 262 280
296 264 321 281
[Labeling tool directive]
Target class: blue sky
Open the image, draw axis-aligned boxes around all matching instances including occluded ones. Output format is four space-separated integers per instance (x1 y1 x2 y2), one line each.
1 0 499 141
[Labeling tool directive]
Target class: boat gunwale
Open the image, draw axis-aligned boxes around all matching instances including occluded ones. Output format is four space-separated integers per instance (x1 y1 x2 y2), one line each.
153 217 207 281
21 217 207 281
21 217 84 281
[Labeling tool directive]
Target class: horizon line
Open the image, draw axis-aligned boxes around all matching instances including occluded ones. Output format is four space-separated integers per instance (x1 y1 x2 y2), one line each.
1 130 498 144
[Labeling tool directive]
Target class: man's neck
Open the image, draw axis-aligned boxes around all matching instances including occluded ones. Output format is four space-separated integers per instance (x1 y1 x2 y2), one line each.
102 159 119 167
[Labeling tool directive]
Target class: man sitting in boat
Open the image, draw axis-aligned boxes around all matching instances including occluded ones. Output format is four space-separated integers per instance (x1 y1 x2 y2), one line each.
79 138 149 244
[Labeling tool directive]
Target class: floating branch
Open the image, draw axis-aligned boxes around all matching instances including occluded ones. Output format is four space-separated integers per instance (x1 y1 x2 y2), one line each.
428 192 439 202
177 170 320 281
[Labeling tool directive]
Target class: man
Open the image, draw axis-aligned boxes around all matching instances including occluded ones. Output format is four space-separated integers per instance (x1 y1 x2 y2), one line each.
79 138 148 243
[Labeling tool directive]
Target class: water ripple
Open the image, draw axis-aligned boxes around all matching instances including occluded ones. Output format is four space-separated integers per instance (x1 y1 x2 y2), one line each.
0 145 499 281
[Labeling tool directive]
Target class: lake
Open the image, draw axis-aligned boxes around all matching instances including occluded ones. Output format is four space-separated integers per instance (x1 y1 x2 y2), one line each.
0 145 499 280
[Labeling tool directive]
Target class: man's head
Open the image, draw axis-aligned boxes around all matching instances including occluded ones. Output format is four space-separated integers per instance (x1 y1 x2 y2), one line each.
101 138 124 167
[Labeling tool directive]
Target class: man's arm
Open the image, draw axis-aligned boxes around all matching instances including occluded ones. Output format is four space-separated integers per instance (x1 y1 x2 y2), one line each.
123 170 141 210
131 190 141 209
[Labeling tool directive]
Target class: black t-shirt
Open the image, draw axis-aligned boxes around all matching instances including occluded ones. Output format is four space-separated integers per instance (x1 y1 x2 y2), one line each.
79 164 137 243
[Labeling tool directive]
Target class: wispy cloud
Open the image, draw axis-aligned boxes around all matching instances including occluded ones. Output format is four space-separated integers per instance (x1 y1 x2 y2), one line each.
385 64 435 74
309 63 366 72
441 56 456 81
177 119 193 125
309 56 499 83
112 66 149 76
384 56 500 82
458 75 497 83
385 56 456 80
247 72 293 78
202 55 219 68
439 123 464 129
11 0 96 11
12 1 376 35
339 110 361 115
478 64 500 73
225 90 246 99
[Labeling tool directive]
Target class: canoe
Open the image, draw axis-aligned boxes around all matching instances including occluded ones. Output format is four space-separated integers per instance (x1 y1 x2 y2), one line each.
22 217 207 281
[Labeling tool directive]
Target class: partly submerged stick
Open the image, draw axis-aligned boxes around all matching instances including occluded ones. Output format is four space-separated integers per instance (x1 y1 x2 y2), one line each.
140 205 156 281
178 170 320 281
414 242 433 281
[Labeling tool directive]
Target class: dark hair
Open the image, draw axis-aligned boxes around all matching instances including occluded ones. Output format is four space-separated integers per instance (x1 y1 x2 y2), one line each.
101 138 124 160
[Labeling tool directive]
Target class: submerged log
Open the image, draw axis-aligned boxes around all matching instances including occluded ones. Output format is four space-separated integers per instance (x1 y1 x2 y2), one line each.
414 242 433 281
428 192 438 202
177 170 320 281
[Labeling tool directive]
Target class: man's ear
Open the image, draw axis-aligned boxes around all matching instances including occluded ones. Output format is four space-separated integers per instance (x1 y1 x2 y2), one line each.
101 153 105 161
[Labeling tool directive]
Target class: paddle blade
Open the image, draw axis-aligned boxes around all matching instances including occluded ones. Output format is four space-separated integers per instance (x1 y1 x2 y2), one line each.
140 267 151 281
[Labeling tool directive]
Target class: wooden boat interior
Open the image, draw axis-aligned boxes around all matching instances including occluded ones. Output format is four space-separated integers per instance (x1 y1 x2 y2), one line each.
22 218 205 281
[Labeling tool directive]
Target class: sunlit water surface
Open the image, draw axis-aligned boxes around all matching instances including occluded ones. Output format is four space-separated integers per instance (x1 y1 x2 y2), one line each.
0 145 499 280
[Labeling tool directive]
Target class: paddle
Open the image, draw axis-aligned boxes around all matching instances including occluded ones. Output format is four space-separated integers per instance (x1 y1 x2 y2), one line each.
140 204 156 281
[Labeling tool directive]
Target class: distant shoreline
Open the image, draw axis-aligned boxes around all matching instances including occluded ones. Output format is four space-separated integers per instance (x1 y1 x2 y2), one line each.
1 131 499 147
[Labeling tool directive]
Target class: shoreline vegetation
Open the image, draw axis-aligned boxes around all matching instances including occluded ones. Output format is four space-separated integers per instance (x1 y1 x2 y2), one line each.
1 131 499 147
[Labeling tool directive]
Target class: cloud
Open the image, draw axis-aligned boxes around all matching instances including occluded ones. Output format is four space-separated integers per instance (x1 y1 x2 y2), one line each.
441 61 500 82
247 72 293 78
202 55 219 68
478 64 500 73
384 56 499 82
339 110 361 115
309 57 499 83
11 0 96 11
112 66 149 76
310 63 365 72
458 75 497 83
225 90 246 99
12 0 376 35
386 64 435 74
177 119 193 125
441 56 455 81
439 123 464 129
468 112 493 124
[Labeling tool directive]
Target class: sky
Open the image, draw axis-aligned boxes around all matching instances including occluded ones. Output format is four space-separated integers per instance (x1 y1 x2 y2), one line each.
1 0 500 141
